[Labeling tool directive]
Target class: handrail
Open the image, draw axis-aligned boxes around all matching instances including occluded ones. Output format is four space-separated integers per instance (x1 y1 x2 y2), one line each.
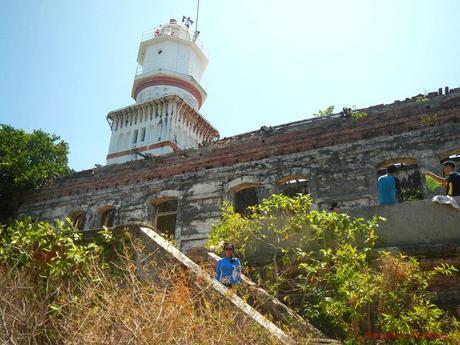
140 25 206 54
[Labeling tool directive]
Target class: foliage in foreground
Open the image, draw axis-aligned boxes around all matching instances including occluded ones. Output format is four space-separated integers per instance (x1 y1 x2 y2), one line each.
0 124 70 220
0 219 281 345
207 194 460 344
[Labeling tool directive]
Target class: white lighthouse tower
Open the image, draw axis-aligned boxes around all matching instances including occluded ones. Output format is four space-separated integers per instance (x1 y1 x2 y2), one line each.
106 18 219 165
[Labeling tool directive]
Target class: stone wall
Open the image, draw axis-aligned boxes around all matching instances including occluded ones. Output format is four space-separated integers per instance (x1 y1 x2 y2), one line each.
348 197 460 248
18 88 460 251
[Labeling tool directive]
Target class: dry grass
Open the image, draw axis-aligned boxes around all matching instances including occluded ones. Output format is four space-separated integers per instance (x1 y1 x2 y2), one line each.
0 250 283 345
378 253 417 292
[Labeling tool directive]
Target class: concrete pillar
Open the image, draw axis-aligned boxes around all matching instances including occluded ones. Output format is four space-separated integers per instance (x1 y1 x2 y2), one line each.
307 174 320 209
147 103 151 121
366 171 379 205
121 110 127 129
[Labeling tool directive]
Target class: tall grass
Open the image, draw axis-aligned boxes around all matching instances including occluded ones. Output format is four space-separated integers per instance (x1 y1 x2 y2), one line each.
0 223 282 345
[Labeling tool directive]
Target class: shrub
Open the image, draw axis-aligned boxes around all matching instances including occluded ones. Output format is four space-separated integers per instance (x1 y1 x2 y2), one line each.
415 96 430 105
0 217 100 279
313 105 335 117
401 188 424 201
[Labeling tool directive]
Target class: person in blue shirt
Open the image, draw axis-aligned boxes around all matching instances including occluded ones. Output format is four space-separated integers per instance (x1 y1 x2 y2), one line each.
215 243 241 288
377 164 402 205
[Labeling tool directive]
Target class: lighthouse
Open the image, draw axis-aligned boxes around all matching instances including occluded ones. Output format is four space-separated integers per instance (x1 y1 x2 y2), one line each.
106 18 219 165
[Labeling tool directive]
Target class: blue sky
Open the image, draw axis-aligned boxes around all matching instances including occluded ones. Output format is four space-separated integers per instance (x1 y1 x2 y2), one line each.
1 0 459 171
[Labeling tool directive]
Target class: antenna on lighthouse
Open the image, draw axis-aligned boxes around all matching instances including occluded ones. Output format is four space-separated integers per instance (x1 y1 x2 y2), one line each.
193 0 200 41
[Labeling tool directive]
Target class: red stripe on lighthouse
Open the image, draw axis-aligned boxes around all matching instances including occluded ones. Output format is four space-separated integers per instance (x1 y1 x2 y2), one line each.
133 76 203 108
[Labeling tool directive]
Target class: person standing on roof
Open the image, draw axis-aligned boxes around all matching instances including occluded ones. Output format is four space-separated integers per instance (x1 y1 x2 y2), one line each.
425 161 460 197
215 243 241 288
377 164 402 205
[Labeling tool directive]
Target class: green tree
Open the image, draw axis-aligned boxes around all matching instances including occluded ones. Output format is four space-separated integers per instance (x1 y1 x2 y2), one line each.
0 124 70 221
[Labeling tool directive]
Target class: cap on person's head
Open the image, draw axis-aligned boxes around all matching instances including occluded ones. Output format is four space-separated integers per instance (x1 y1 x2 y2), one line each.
442 160 456 170
387 164 397 174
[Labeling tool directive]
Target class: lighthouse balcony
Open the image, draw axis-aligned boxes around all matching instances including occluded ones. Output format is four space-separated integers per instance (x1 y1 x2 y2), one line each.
140 25 206 54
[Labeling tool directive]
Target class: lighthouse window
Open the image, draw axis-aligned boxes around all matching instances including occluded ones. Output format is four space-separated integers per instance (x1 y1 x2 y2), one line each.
132 130 139 144
140 127 146 142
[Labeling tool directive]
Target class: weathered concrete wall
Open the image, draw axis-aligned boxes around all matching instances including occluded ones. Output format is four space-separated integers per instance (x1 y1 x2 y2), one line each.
348 197 460 248
17 89 460 251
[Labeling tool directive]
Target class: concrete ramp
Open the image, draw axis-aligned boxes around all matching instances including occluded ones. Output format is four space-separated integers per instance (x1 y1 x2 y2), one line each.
205 251 327 340
139 226 296 345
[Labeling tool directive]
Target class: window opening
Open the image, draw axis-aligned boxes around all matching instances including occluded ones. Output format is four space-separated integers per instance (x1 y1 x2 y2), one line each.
71 212 86 230
132 129 138 144
99 207 115 227
377 160 423 201
153 198 178 238
234 187 258 216
140 127 146 142
278 178 309 197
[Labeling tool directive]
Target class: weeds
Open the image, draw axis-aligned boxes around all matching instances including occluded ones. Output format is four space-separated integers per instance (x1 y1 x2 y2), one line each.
0 219 282 345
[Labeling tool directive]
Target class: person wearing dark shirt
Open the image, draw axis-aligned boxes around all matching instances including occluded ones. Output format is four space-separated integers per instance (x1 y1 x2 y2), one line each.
377 164 402 205
425 161 460 197
214 243 241 288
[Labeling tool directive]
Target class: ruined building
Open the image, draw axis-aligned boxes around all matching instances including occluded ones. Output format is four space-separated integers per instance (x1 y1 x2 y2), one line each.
18 19 460 253
14 18 460 321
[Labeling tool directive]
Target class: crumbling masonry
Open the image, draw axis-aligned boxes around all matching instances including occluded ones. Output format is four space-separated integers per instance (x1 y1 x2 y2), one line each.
18 88 460 251
16 87 460 317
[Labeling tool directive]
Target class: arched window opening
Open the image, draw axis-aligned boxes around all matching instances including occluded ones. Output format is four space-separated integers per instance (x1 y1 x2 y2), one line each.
70 211 86 230
234 186 258 216
276 176 309 197
152 198 178 238
376 158 423 201
98 207 115 228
